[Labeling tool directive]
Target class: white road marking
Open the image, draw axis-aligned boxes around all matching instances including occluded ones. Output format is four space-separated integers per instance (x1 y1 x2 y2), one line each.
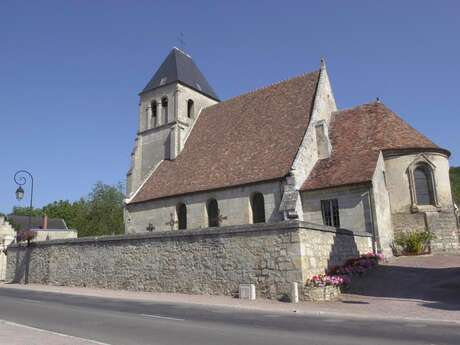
0 319 112 345
140 313 185 321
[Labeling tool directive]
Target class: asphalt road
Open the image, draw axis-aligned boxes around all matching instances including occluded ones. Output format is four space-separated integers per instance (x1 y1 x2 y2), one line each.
0 287 458 345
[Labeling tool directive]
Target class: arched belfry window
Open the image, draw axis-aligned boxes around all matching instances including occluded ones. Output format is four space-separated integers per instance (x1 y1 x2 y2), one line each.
251 192 266 223
187 99 194 118
176 203 187 230
207 198 219 227
151 101 158 127
414 164 435 206
161 97 168 124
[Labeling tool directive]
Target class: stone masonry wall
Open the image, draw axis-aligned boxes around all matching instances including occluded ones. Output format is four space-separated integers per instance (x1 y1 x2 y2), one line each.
298 226 372 279
6 221 372 299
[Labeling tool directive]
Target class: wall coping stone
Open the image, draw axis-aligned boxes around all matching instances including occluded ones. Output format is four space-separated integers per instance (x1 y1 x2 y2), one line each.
7 220 371 249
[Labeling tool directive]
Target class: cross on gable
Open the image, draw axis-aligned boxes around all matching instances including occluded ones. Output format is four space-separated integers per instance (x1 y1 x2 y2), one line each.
165 213 178 230
178 32 186 51
146 223 155 232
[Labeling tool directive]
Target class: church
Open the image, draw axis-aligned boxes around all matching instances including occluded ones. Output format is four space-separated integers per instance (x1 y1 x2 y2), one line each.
124 48 459 255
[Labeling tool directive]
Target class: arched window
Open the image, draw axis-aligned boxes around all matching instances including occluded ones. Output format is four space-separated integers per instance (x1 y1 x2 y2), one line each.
161 97 168 124
176 203 187 230
251 192 266 223
414 164 435 205
187 99 194 118
151 101 157 127
207 198 219 227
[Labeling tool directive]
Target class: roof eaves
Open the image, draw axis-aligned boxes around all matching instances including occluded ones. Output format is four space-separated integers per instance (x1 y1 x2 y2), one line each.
301 180 372 193
129 176 284 205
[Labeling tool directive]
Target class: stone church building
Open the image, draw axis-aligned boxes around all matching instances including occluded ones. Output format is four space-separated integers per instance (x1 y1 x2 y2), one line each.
124 48 459 255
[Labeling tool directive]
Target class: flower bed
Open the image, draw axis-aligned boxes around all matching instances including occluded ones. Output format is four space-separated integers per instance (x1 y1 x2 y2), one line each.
304 252 384 301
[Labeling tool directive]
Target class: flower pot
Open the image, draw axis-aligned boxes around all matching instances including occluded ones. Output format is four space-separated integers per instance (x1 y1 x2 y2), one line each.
304 285 341 302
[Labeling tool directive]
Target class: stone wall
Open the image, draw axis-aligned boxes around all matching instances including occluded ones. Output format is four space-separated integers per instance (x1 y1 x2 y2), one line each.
301 185 373 233
0 217 15 281
371 152 394 256
384 152 459 252
125 180 283 233
384 153 454 213
6 221 372 300
392 212 427 234
298 226 372 279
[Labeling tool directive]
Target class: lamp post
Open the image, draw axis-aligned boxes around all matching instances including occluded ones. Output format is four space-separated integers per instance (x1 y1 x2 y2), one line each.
14 170 34 231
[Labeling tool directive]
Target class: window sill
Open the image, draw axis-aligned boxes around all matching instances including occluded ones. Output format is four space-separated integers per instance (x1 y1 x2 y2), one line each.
411 204 441 213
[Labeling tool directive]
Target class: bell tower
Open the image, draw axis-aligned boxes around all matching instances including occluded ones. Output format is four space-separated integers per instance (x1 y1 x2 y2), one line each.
127 48 219 196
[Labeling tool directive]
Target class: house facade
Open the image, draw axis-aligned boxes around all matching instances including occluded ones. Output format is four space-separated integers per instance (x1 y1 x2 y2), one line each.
125 48 459 255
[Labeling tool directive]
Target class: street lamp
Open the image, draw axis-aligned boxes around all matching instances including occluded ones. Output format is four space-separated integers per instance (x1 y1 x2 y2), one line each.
13 170 34 231
15 186 24 201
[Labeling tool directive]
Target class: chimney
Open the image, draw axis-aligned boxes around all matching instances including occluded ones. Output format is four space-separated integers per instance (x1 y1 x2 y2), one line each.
43 214 48 230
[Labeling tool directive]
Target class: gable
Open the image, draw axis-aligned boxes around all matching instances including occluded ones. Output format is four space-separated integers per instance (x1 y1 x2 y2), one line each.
130 71 320 204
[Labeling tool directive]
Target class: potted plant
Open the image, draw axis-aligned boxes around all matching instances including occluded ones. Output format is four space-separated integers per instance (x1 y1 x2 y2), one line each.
304 274 349 301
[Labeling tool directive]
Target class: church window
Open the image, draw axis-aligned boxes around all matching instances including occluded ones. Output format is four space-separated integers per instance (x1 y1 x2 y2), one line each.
250 192 266 223
414 164 435 205
187 99 194 118
161 97 168 123
207 198 219 227
151 101 158 127
176 203 187 230
321 199 340 227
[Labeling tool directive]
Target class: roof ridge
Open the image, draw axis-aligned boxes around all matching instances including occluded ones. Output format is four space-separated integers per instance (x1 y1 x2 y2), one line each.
131 68 321 203
333 100 384 115
206 70 320 110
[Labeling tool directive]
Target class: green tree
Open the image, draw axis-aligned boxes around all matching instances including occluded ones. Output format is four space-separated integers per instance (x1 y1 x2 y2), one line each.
75 182 125 237
42 200 79 229
9 182 125 237
450 166 460 204
11 206 43 217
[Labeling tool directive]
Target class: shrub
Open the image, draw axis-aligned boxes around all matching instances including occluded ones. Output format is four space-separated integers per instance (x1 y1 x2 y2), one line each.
394 230 433 255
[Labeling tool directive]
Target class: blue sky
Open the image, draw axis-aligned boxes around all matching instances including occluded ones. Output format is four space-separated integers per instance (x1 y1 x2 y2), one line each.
1 0 459 213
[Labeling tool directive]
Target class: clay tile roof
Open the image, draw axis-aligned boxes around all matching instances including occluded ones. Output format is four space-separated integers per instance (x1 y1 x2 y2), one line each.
131 71 321 203
301 102 448 191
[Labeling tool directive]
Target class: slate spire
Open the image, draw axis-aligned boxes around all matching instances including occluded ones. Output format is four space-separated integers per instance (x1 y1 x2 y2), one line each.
141 47 219 101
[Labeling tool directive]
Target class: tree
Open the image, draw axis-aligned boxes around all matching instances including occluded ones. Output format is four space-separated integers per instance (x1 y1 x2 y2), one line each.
42 200 79 229
9 182 125 237
74 182 125 237
450 167 460 204
11 206 43 217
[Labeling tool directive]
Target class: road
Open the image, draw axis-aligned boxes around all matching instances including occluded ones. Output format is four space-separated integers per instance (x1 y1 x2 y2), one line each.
0 287 458 345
